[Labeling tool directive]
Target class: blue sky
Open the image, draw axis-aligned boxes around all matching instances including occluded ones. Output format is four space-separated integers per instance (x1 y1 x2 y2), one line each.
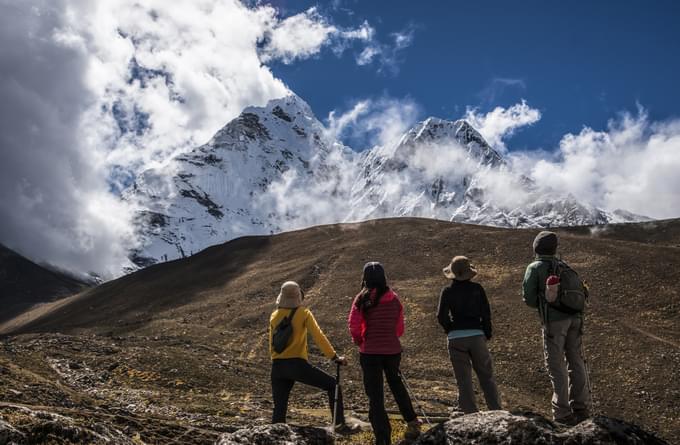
268 0 680 151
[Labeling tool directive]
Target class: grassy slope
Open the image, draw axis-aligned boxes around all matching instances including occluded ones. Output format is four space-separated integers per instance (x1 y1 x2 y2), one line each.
3 218 679 443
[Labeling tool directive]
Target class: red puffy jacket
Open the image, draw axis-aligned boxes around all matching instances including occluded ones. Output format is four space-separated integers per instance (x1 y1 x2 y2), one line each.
348 289 404 355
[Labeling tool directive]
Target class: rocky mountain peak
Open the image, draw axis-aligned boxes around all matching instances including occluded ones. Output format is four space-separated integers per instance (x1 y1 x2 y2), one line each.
394 117 504 167
206 94 321 151
249 93 315 120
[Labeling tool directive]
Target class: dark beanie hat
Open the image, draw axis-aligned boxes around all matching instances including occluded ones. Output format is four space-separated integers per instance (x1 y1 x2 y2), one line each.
533 231 558 255
362 262 387 288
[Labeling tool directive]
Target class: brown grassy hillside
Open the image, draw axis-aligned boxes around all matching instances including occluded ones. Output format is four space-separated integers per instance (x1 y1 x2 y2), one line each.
1 218 678 444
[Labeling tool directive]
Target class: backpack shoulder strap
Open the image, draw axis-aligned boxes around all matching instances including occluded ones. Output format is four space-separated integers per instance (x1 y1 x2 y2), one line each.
288 307 299 321
553 257 563 274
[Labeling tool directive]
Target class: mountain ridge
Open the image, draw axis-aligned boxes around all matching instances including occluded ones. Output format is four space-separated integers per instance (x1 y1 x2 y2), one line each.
127 93 648 269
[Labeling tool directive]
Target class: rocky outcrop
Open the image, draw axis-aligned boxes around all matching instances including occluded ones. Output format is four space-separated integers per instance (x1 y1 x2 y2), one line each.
213 412 667 445
0 405 135 445
215 423 332 445
413 411 668 445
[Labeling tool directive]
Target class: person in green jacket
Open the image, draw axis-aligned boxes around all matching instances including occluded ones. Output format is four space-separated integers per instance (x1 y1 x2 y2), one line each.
522 231 591 425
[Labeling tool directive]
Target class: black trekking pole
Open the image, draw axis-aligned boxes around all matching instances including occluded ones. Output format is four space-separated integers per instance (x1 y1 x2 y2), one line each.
580 319 596 413
332 362 341 431
399 370 432 426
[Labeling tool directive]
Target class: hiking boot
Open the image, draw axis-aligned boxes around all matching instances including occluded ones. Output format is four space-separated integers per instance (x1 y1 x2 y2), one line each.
573 409 590 424
333 422 361 435
404 418 422 440
554 414 578 426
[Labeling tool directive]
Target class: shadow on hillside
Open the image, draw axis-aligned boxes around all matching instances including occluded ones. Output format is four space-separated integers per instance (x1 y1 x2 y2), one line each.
10 236 272 334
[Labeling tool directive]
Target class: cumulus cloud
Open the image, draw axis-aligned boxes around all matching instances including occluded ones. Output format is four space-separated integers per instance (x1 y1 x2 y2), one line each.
258 147 359 231
259 7 373 64
464 100 542 152
523 108 680 219
0 0 378 277
462 101 680 219
0 1 136 278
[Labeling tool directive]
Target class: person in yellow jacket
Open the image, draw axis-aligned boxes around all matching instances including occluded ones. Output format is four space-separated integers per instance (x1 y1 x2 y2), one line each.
269 281 352 432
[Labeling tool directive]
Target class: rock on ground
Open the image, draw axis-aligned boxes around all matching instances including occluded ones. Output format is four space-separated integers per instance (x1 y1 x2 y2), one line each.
215 423 332 445
0 405 135 445
412 411 668 445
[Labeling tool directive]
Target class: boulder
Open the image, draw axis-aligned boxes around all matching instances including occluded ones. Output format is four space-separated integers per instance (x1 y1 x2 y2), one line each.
215 423 332 445
413 411 668 445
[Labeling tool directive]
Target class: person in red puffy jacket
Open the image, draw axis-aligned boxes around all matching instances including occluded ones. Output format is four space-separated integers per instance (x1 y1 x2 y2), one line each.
348 262 421 445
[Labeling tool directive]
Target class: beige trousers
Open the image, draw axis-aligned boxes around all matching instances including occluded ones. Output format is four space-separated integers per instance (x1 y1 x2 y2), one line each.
543 316 591 419
448 335 502 413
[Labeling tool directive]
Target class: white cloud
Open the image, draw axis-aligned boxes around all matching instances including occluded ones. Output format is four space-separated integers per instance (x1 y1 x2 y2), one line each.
259 7 337 64
477 77 527 105
357 46 380 66
259 9 377 64
353 26 415 74
464 100 542 152
341 20 375 41
326 97 421 149
524 109 680 219
0 0 137 278
326 100 371 139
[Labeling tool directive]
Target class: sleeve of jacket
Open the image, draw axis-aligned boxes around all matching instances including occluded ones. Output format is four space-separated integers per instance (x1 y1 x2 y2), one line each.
306 310 337 359
396 297 405 338
268 313 275 356
348 296 365 346
523 263 539 308
479 285 493 340
436 288 453 333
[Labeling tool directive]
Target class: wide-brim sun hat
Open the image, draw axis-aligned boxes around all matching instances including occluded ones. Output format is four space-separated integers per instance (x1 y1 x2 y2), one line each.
276 281 303 308
443 256 478 281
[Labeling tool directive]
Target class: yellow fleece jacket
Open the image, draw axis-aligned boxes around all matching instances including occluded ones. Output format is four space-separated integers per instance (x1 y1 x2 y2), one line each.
269 307 336 361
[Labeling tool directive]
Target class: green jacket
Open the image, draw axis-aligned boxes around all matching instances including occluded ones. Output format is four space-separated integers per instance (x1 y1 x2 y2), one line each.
522 255 577 322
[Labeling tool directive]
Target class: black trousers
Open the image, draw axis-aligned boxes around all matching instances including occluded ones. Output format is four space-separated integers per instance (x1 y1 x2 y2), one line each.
271 358 345 425
360 353 417 445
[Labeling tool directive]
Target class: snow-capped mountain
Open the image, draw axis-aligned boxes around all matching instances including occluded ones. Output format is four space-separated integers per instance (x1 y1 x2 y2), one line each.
127 94 646 268
127 95 346 267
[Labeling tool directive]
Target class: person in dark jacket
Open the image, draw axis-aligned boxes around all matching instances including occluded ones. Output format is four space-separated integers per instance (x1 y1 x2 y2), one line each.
348 262 421 445
437 256 501 413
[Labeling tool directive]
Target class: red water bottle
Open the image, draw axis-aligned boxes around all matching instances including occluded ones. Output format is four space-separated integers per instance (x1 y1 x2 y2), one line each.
546 274 560 303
